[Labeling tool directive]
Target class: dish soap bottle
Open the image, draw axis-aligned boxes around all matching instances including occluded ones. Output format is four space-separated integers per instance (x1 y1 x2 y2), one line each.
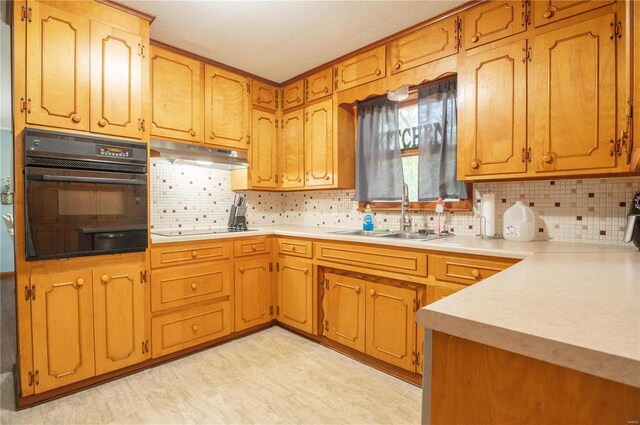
363 204 374 231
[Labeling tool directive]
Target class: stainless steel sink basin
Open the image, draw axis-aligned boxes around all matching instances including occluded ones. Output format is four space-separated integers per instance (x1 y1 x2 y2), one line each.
332 229 386 236
374 232 437 240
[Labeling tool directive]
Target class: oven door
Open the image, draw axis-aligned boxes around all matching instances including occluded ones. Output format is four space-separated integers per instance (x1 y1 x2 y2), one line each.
25 166 148 260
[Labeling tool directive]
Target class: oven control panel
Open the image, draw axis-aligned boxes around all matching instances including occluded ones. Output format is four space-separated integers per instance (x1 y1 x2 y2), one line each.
96 145 133 158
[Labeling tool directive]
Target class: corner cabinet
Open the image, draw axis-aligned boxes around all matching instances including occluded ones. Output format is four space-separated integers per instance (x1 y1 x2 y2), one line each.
304 99 334 187
324 273 366 352
277 256 313 333
234 256 273 332
250 109 278 189
280 109 305 189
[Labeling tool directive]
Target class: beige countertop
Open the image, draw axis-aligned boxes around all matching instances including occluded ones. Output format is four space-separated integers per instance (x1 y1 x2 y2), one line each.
151 224 639 387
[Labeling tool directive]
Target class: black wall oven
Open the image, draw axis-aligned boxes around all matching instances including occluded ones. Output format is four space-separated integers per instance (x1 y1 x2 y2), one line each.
24 128 148 261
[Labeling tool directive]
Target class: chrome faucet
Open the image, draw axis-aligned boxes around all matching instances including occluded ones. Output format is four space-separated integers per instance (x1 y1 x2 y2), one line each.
400 183 412 232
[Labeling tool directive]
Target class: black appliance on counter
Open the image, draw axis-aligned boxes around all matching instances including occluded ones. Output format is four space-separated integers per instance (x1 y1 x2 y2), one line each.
624 191 640 249
24 128 148 261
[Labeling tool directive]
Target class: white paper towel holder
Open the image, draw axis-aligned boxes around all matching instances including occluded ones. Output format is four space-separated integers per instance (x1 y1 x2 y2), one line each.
476 216 504 239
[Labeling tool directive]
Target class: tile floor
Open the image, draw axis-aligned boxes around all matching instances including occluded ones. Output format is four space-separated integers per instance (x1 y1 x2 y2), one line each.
0 327 422 425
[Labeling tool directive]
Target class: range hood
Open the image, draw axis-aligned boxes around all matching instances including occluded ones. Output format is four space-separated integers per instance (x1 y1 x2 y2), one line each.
150 138 248 169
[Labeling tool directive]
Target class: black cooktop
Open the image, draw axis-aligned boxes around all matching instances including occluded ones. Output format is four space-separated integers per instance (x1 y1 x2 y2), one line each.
152 228 257 237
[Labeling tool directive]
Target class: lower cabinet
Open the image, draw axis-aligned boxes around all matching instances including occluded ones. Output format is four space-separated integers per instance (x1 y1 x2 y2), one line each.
234 256 273 332
277 256 313 333
324 273 365 352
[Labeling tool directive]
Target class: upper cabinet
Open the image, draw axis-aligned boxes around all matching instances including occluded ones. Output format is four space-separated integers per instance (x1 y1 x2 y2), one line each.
282 80 305 110
150 45 203 143
532 0 614 27
280 109 305 189
252 80 278 111
250 109 278 188
387 15 459 74
305 99 334 187
335 46 386 92
204 65 250 150
305 68 333 102
463 1 527 49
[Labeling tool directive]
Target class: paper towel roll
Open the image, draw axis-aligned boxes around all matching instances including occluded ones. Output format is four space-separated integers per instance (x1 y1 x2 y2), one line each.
481 193 496 236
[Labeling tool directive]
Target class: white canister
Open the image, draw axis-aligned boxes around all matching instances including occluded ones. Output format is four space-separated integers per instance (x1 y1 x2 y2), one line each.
503 201 536 242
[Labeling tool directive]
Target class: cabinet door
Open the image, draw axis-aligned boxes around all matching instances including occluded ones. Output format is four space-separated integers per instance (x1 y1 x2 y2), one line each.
305 68 333 102
278 256 313 333
31 270 95 393
532 13 616 172
304 99 334 187
250 110 278 189
26 2 90 131
365 281 416 372
93 264 147 375
388 16 459 74
460 39 528 176
204 65 250 150
282 80 304 110
234 257 272 332
335 46 386 92
90 22 142 139
533 0 614 27
280 109 305 189
464 1 527 49
150 46 203 143
325 274 365 352
252 80 278 111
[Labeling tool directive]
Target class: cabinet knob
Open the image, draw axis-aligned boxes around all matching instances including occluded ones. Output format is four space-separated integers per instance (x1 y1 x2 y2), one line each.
256 98 261 104
192 324 198 332
394 63 401 70
375 69 381 76
470 34 480 43
470 160 480 169
76 278 85 287
291 246 296 251
324 87 329 93
297 178 301 182
191 282 197 290
239 266 245 273
369 289 376 297
354 285 361 294
191 251 198 258
251 245 257 251
189 130 196 137
324 175 330 180
71 114 81 123
304 268 309 275
100 275 109 283
471 269 480 279
542 8 555 19
98 118 107 127
543 154 553 164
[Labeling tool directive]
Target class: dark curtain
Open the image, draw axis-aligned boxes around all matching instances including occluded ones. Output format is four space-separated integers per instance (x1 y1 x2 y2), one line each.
417 76 467 201
355 96 403 201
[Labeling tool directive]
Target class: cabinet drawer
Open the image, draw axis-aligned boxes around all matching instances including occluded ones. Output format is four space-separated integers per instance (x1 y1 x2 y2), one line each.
151 300 231 358
233 238 271 257
151 262 231 312
315 241 427 277
429 254 517 285
463 1 527 49
151 241 231 268
335 46 386 92
278 238 312 258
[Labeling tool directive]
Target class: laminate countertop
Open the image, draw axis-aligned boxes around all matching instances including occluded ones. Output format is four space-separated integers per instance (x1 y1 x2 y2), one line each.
151 224 639 387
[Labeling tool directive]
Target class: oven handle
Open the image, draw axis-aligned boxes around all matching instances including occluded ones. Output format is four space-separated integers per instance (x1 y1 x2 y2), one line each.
27 174 146 185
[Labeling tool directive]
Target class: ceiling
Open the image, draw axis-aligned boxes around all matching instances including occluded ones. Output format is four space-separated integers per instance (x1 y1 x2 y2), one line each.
119 0 465 83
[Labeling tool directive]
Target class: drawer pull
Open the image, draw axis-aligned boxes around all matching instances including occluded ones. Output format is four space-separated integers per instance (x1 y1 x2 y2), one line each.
76 278 85 287
369 289 376 297
251 245 257 251
291 246 296 251
191 282 197 290
471 269 480 279
192 324 198 332
191 251 198 258
239 266 245 273
354 285 361 294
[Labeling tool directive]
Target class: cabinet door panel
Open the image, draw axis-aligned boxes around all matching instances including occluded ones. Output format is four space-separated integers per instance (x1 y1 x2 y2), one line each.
325 274 365 352
151 46 202 143
250 110 278 188
90 22 142 139
93 264 146 375
26 2 90 130
204 65 249 150
464 1 527 49
460 39 528 176
305 68 333 102
304 99 334 187
252 80 278 111
282 80 304 110
280 109 305 189
278 257 313 333
388 16 458 73
532 13 616 172
335 46 386 92
235 257 271 332
365 281 416 371
533 0 614 27
31 270 95 393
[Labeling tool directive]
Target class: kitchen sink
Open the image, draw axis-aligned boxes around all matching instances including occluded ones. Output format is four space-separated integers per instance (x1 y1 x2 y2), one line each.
332 229 387 236
374 232 439 240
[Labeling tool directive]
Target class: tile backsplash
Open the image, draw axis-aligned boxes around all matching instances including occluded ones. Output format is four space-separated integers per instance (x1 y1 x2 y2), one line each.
151 159 639 245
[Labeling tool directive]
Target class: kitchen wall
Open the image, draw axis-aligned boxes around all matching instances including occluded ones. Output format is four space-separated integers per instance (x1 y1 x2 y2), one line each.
151 159 640 245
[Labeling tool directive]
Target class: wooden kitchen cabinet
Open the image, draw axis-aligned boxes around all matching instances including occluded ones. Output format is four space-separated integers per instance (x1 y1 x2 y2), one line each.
277 256 313 333
25 1 91 131
31 269 95 393
335 46 386 92
90 22 143 139
251 80 278 111
304 99 334 187
282 80 305 110
324 273 366 352
204 64 250 150
463 1 527 49
459 39 528 177
531 12 617 173
387 15 459 74
305 68 333 102
250 109 278 189
150 45 203 143
280 109 305 189
93 264 147 375
532 0 614 27
234 256 272 332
